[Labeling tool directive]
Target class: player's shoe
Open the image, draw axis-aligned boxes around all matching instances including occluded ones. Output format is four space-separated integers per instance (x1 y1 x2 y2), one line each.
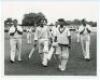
10 60 14 63
42 59 48 67
57 65 61 69
42 64 48 67
57 65 66 71
84 56 90 61
18 59 22 62
85 58 90 61
60 68 65 71
42 63 48 67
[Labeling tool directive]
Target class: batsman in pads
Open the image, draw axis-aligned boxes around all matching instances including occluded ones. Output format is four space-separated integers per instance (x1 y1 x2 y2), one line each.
52 19 71 71
47 23 58 61
29 23 51 67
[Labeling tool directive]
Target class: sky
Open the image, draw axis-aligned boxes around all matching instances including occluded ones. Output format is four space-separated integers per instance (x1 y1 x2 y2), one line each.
1 1 99 24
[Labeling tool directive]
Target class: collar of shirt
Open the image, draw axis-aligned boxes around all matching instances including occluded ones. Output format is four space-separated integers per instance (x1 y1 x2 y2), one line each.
58 26 66 33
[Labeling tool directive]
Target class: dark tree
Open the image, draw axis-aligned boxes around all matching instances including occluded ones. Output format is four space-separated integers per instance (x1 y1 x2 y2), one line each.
72 19 81 25
22 12 47 27
87 21 97 27
4 18 13 27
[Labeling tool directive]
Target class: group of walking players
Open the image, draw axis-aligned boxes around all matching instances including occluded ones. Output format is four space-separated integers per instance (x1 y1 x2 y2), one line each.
8 18 92 71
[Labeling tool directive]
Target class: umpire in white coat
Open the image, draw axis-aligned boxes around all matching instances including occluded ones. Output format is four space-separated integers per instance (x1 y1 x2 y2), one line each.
79 19 92 61
9 19 23 63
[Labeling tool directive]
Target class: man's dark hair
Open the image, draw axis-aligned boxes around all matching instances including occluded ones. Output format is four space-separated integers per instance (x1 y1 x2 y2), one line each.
58 18 65 22
60 24 63 28
13 19 18 23
58 18 66 25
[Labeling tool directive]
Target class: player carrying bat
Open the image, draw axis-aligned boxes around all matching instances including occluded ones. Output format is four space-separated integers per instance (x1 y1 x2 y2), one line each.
29 23 52 67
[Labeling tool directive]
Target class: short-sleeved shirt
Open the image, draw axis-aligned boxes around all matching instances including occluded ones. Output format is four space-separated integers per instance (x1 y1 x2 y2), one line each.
56 26 71 45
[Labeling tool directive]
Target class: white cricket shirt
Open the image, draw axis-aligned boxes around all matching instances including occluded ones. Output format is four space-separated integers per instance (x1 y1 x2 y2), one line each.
56 26 71 45
9 25 23 39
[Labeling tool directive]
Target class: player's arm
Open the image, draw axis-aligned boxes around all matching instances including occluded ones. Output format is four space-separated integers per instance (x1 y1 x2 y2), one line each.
9 27 15 36
68 29 71 44
48 28 54 43
17 26 23 35
86 25 92 34
53 28 58 42
78 26 85 35
52 28 58 47
34 28 39 47
80 28 85 35
67 29 71 49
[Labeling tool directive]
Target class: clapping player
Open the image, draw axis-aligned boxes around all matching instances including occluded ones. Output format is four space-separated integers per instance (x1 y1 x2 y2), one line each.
9 19 23 63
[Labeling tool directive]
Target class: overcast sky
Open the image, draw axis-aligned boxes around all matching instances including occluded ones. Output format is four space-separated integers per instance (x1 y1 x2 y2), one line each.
2 1 98 24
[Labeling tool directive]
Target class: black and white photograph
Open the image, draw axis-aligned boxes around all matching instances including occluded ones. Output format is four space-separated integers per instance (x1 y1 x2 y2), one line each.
0 0 99 80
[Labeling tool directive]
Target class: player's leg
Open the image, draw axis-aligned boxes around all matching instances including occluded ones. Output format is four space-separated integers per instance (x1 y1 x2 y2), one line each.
42 40 49 66
28 33 30 43
80 37 86 57
48 45 55 60
10 39 16 63
55 45 62 68
27 33 29 44
29 33 31 43
60 46 69 71
17 38 22 61
85 40 90 60
38 39 44 60
77 33 80 43
48 42 58 60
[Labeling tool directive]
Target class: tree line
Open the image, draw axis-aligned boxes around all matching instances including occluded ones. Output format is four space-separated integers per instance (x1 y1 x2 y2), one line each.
4 12 97 28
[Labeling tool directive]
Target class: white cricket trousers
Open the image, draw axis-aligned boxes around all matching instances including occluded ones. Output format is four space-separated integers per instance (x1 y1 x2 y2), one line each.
81 36 91 59
77 33 80 42
10 38 22 61
27 33 31 43
48 42 58 60
38 39 49 66
48 46 55 60
56 44 69 71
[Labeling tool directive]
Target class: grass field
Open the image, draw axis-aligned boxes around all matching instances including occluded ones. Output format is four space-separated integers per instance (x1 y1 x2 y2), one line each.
4 30 97 76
